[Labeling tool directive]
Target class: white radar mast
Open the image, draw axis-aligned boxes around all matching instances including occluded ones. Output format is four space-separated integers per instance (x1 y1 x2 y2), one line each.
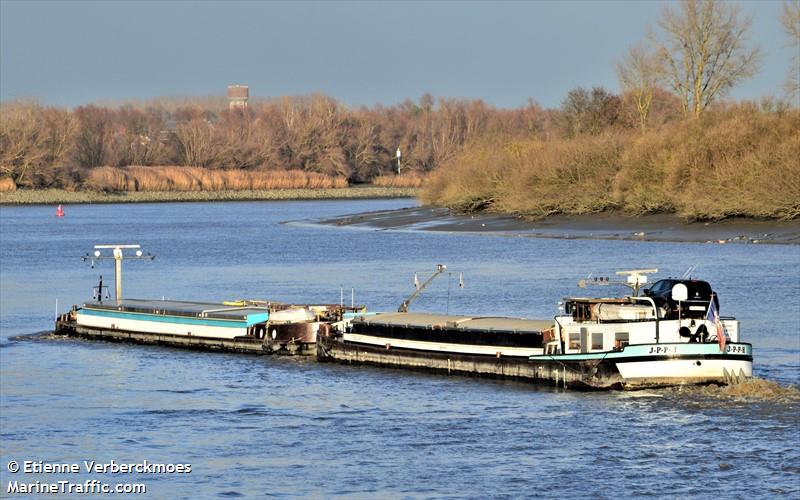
578 268 658 296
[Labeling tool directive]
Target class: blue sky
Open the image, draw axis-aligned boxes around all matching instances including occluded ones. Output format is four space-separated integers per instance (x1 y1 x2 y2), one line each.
0 0 792 109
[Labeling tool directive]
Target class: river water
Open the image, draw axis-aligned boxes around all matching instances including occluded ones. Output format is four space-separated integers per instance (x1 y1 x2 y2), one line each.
1 199 798 498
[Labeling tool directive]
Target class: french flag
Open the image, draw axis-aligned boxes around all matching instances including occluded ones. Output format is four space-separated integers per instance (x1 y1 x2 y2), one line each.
707 294 726 351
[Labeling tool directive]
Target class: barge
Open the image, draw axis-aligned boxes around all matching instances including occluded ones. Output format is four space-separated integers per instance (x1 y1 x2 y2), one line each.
318 269 753 389
54 243 359 355
56 298 355 355
54 246 753 389
318 312 553 380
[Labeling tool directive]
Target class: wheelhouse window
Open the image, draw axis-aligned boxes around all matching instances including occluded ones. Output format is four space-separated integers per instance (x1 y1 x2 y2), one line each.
566 301 599 322
592 332 603 350
614 332 629 350
569 333 581 350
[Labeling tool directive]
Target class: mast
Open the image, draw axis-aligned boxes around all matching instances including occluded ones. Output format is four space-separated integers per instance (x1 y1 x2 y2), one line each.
83 244 155 302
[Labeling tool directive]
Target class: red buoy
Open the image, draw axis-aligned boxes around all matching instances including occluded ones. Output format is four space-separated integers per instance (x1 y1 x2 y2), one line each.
56 204 64 217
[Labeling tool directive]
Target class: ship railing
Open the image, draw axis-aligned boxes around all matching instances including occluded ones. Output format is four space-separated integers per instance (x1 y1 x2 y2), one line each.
199 305 268 317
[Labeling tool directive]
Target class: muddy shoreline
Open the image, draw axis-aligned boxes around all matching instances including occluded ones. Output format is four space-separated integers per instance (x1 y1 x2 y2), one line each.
316 207 800 244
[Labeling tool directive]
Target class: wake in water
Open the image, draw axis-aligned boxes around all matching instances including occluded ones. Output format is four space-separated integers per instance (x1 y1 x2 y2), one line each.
714 377 800 400
662 377 800 402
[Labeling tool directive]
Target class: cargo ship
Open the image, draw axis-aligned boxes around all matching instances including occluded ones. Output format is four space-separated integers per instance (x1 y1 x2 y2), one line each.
318 268 753 389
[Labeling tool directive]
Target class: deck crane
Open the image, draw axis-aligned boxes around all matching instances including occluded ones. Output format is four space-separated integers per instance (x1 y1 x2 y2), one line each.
398 264 449 313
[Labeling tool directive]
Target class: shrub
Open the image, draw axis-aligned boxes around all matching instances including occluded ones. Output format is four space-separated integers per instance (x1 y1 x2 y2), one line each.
422 107 800 220
0 177 16 192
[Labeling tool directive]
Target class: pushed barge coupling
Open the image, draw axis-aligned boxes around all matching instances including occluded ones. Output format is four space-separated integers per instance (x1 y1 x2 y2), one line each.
55 298 354 355
54 251 753 390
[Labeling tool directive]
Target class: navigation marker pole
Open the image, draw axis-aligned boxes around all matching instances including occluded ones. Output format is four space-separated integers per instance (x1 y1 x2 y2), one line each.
396 147 402 174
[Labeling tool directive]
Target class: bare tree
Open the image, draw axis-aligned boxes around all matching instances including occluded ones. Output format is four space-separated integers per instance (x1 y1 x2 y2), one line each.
306 95 350 178
215 108 271 170
347 120 382 182
251 102 290 170
174 118 217 167
560 87 621 136
73 105 113 168
41 107 75 167
781 1 800 101
0 101 48 186
616 42 660 131
430 99 465 169
651 0 761 118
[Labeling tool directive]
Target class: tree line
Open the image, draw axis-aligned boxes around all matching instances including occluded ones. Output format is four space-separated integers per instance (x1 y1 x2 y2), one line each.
1 82 706 191
0 94 547 189
1 0 798 219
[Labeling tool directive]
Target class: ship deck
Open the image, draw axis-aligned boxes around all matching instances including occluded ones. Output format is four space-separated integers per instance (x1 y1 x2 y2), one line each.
353 312 553 333
81 299 269 322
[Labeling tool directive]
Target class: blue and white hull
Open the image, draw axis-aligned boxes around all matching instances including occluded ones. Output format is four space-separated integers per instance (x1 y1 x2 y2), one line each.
74 299 270 340
76 308 259 339
529 342 753 389
613 343 752 386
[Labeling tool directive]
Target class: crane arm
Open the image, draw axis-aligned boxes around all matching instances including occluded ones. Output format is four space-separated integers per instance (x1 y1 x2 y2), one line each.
397 264 447 313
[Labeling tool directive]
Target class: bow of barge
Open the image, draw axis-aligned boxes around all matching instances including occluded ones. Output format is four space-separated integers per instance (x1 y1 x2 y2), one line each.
56 298 358 355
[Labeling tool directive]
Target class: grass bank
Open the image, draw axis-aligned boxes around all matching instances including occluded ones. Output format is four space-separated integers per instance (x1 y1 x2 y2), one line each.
0 186 418 205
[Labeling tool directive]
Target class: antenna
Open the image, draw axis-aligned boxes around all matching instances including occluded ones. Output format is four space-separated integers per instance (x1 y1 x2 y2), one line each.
682 265 697 279
578 268 657 296
82 244 155 302
93 275 111 302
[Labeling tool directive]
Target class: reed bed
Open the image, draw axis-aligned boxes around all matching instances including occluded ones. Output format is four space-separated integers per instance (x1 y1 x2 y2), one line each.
86 166 348 192
371 172 427 188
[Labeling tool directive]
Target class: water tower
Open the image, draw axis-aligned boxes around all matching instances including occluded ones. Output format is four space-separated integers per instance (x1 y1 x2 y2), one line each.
228 85 249 110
